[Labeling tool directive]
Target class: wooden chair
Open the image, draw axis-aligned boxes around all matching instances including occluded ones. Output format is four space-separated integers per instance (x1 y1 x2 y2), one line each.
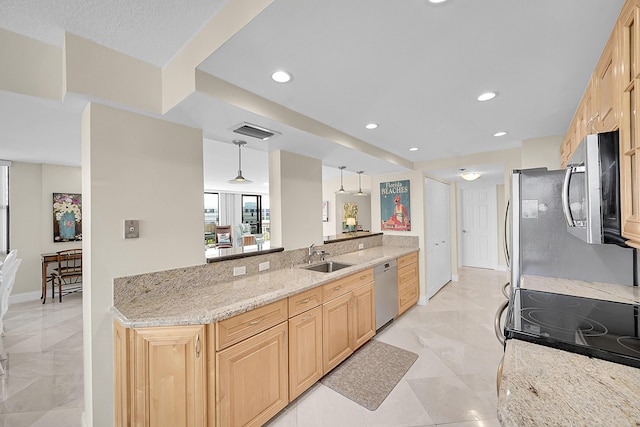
51 249 83 303
215 225 233 248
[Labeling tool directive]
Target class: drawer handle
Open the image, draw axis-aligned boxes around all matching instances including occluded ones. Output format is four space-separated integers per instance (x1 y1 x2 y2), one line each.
359 275 367 280
333 285 342 291
301 315 313 322
248 316 265 325
195 334 200 358
299 297 311 304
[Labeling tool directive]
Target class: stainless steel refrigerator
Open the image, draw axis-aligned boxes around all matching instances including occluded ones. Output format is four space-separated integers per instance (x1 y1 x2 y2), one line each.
510 168 636 289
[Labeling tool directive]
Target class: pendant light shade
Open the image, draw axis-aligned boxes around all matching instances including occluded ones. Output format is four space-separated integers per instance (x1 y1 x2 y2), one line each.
228 140 252 184
354 171 368 196
336 166 349 194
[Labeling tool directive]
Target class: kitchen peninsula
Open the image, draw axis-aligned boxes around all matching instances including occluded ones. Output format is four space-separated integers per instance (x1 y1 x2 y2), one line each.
112 235 419 426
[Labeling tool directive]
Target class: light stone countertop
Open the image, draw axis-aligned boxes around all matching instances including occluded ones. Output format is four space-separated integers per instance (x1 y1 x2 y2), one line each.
112 245 418 328
498 275 640 425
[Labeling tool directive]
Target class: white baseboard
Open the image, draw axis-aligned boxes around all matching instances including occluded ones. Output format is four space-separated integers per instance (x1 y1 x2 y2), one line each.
451 274 459 282
10 291 41 304
495 265 509 272
417 295 428 306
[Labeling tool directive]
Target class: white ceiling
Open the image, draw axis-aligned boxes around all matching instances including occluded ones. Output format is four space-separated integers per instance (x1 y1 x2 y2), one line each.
0 0 626 194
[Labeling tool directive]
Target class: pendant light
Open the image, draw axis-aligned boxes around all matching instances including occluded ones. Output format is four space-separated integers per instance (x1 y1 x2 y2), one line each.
228 140 252 184
355 171 368 196
336 166 349 194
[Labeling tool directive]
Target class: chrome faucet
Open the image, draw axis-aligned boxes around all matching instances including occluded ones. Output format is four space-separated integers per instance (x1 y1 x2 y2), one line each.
307 243 316 264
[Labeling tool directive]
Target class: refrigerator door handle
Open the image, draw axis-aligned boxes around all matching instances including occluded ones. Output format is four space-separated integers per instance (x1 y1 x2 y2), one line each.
562 166 575 227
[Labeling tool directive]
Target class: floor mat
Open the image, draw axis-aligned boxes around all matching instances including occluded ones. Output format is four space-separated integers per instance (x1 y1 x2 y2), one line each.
321 339 418 411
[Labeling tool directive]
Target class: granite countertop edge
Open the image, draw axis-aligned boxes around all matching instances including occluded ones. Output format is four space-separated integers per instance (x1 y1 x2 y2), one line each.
112 245 418 328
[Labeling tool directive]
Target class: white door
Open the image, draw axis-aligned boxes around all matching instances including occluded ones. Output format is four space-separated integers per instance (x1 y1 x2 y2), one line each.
425 178 451 298
460 187 497 269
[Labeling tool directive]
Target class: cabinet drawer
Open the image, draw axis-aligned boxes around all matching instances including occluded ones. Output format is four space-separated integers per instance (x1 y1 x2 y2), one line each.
323 269 373 302
398 263 418 291
215 299 288 351
397 252 418 269
289 286 323 318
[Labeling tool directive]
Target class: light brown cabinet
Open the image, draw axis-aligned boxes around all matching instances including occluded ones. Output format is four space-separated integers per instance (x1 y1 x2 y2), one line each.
397 252 419 317
113 321 209 427
620 1 640 244
322 270 375 374
594 32 619 132
216 321 288 427
288 305 323 400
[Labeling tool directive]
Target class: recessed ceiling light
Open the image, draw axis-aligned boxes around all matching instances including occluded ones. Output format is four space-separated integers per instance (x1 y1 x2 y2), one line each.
271 70 292 83
494 131 507 137
428 0 449 3
365 123 378 129
477 92 497 102
409 147 419 151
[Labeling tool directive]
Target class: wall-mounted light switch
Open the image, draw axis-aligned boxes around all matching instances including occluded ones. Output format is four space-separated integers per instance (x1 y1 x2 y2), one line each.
124 220 140 239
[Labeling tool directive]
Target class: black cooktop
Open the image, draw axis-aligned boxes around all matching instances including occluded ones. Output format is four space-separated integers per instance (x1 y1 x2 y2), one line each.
505 289 640 368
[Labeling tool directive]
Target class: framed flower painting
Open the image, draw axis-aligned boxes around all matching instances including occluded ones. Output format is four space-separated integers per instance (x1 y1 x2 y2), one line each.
53 193 82 242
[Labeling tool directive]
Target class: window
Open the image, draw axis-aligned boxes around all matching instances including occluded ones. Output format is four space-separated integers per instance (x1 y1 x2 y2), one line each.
0 162 9 254
204 192 219 243
241 194 270 241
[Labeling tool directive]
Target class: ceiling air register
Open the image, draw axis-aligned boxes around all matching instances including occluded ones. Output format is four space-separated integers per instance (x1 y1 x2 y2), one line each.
231 122 280 140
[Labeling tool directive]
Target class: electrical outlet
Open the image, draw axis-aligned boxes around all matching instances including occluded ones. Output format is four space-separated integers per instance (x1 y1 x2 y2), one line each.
358 243 364 250
259 261 270 271
233 266 246 276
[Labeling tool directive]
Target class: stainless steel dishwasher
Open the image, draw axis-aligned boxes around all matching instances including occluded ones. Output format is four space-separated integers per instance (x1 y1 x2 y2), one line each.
374 260 398 330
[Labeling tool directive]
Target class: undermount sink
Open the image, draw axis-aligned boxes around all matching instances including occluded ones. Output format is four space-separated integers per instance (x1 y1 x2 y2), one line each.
302 261 353 273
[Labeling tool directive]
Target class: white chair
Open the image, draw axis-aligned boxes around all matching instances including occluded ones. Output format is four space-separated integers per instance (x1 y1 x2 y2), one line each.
0 250 17 279
0 257 21 374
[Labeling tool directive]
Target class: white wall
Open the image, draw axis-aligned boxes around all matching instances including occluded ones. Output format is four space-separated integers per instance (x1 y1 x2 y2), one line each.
322 173 372 237
269 150 323 249
521 135 562 171
82 103 204 427
9 162 81 298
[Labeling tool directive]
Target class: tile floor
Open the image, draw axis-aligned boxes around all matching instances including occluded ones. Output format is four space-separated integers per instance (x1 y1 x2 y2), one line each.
266 267 508 427
0 267 507 427
0 291 83 426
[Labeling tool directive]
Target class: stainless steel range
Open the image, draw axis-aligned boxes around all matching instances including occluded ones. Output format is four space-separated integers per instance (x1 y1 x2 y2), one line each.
505 289 640 368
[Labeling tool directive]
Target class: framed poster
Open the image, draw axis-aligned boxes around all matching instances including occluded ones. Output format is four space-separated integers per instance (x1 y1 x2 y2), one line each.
53 193 82 242
380 180 411 231
322 201 329 222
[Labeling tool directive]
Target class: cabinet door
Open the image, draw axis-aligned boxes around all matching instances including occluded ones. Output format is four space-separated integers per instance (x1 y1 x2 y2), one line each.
114 320 131 427
595 31 619 132
398 263 419 316
322 292 352 373
132 325 207 427
288 306 323 400
352 282 375 350
216 322 288 427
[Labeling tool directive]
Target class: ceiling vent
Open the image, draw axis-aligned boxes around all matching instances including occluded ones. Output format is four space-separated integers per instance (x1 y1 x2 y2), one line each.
231 123 280 140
